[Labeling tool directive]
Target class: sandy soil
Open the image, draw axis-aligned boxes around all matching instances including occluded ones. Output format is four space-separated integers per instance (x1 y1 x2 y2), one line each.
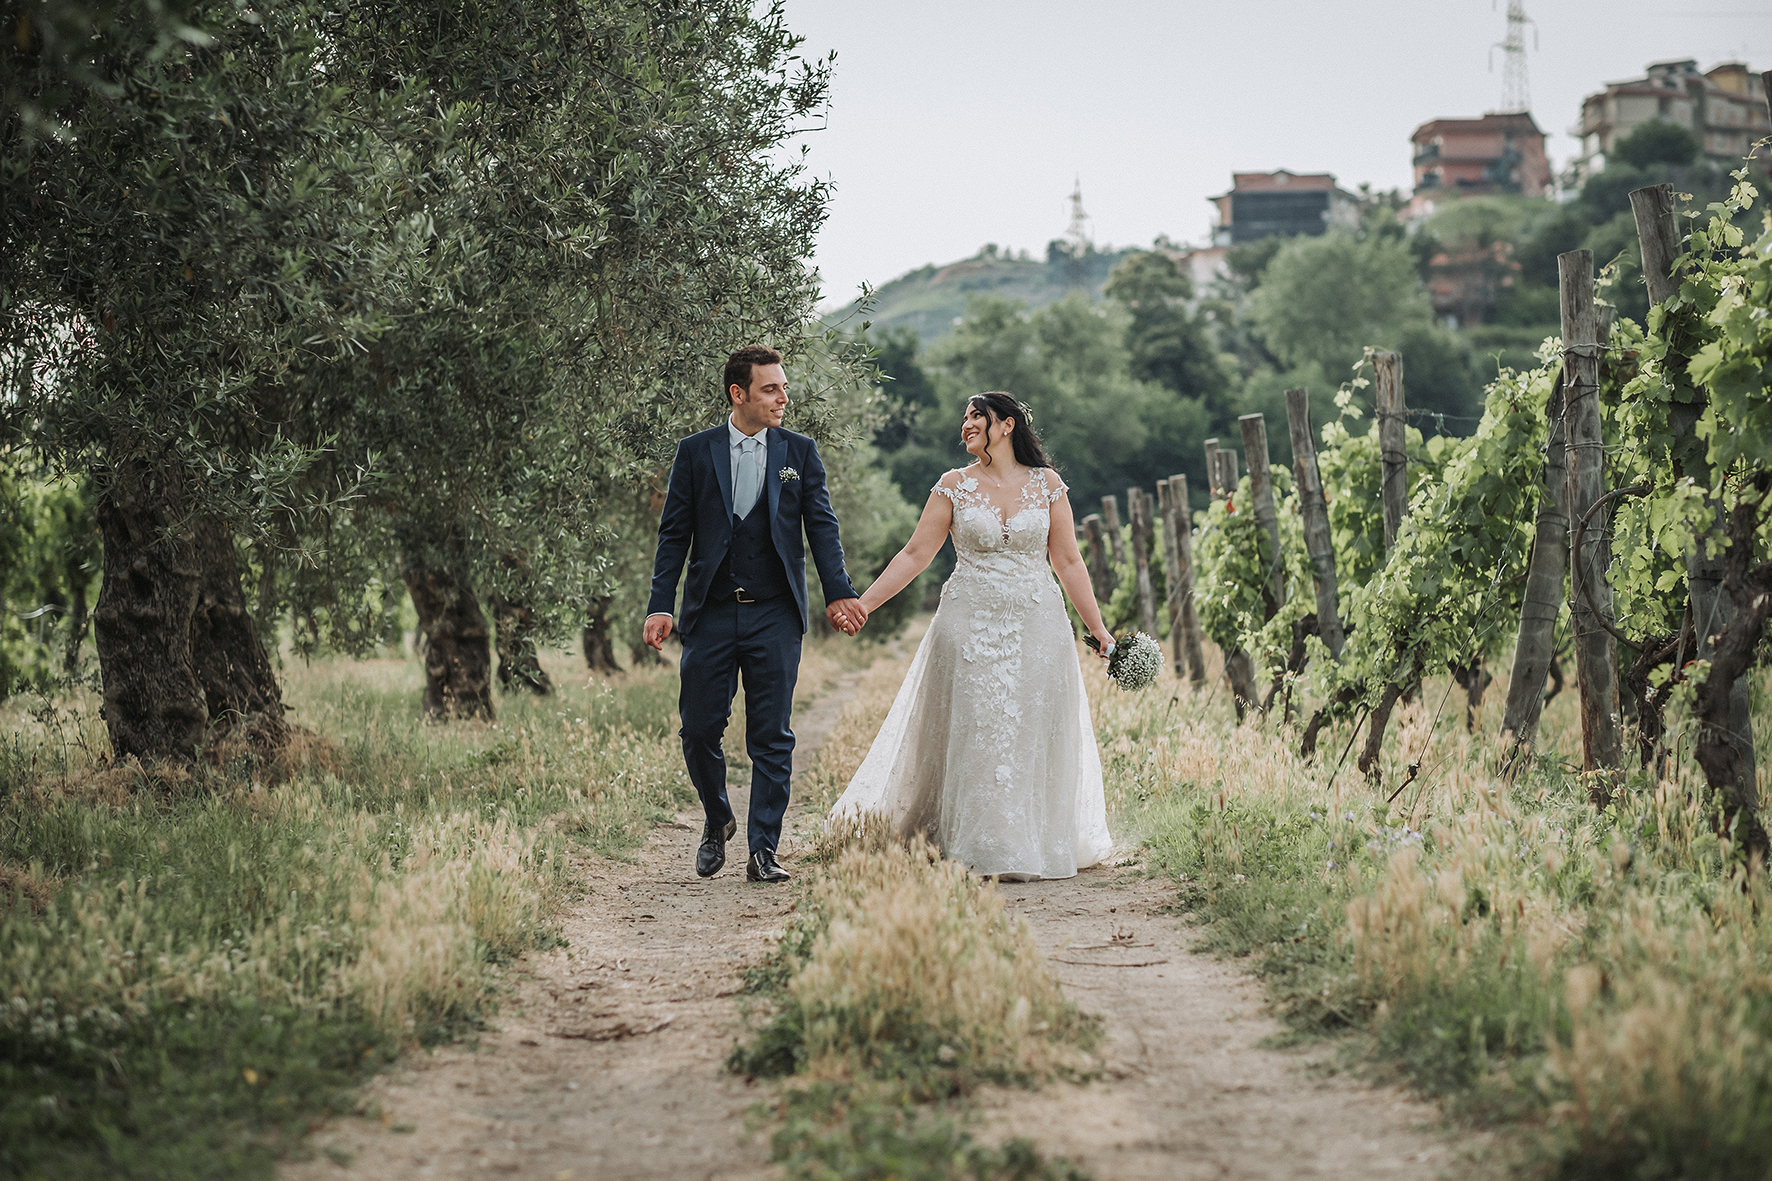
283 657 1496 1181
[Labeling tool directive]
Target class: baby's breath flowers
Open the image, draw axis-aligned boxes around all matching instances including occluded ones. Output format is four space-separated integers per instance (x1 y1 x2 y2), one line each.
1085 632 1163 691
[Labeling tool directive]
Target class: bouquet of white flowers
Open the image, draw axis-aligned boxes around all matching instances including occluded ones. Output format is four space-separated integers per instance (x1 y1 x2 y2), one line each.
1084 631 1163 691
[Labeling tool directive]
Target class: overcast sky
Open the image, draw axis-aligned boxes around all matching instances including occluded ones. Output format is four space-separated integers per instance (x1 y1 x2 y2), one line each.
780 0 1772 308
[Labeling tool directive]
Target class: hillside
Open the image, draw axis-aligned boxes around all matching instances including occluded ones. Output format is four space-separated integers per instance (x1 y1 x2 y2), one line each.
831 243 1137 341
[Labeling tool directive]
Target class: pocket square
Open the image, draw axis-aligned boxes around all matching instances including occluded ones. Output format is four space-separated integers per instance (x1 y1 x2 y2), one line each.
779 467 800 482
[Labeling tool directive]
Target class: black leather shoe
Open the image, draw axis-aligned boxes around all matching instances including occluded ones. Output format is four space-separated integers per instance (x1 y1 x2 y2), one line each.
696 819 737 878
746 849 790 883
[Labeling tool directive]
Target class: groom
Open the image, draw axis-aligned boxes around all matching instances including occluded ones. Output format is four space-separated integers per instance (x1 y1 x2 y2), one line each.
643 346 867 883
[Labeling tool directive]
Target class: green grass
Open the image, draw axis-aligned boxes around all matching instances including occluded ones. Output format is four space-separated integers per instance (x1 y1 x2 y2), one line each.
764 1082 1088 1181
0 647 694 1179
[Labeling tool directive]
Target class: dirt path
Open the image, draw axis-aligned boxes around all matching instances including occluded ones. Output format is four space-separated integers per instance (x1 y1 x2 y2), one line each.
981 871 1494 1179
282 667 867 1181
285 655 1489 1181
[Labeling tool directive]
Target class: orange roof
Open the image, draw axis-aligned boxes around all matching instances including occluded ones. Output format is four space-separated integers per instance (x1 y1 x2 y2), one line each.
1410 112 1546 141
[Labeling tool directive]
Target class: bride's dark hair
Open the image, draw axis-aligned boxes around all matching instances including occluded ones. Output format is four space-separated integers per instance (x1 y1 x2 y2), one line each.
968 392 1054 470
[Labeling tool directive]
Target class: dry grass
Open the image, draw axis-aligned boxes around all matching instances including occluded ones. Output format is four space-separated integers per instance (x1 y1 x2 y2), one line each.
1097 638 1772 1178
790 837 1097 1091
0 639 709 1173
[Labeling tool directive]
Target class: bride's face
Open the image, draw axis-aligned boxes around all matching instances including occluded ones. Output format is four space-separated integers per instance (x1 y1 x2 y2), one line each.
961 403 1009 456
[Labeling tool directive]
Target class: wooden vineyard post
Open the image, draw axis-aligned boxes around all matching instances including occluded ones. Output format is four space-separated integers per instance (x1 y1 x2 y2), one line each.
1499 369 1570 755
1630 182 1757 797
1374 350 1408 552
1212 444 1257 714
1629 183 1680 306
1170 475 1208 685
1082 514 1112 605
1284 388 1345 658
1215 449 1239 501
1204 438 1222 498
1238 413 1286 611
1101 495 1127 569
1128 488 1161 638
1559 249 1624 785
1158 478 1206 683
1157 480 1183 675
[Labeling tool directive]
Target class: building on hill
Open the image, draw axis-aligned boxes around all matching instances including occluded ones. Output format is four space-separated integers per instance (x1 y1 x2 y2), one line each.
1570 59 1769 183
1207 171 1360 246
1406 112 1552 219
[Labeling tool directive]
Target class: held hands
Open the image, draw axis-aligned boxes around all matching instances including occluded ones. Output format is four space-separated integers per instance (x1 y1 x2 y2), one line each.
1088 627 1114 660
643 613 673 650
827 597 868 637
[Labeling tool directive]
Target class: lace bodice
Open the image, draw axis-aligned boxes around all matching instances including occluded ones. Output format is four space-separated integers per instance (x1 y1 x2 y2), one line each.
933 466 1066 566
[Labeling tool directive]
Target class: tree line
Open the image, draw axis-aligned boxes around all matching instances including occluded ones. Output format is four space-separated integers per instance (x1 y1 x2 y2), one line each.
2 0 907 757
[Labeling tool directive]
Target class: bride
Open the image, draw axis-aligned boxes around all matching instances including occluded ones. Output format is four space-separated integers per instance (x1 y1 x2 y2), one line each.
830 391 1116 880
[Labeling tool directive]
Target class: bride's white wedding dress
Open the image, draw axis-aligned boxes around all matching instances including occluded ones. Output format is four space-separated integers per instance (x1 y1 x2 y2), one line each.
829 466 1113 880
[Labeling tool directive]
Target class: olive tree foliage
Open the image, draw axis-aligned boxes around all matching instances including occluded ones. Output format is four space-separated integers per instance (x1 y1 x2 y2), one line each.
2 0 857 754
4 2 411 762
274 1 854 717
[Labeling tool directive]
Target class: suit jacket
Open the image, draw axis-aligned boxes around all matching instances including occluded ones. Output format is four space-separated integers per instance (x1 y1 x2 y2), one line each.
646 424 857 637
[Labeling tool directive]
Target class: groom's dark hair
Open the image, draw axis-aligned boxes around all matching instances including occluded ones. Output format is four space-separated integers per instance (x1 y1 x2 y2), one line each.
724 345 783 405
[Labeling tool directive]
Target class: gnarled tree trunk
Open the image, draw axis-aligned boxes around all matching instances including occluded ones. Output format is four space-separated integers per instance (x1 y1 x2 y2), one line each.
190 517 289 757
582 596 620 674
92 467 208 762
404 564 495 719
492 592 554 695
92 466 289 765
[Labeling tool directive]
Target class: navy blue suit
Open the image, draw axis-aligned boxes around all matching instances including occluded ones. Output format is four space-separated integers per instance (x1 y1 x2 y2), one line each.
646 424 857 855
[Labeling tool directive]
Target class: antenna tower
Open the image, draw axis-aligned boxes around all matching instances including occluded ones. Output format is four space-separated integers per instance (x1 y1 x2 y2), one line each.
1490 0 1536 114
1064 177 1091 286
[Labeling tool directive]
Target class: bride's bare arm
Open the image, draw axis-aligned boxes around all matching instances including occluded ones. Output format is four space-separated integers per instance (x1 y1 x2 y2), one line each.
857 487 955 616
1047 494 1114 655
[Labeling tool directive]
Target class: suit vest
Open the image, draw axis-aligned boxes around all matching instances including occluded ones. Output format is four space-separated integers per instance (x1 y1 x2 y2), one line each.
710 503 791 601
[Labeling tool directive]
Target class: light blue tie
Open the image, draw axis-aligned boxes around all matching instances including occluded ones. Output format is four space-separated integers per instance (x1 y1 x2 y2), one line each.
735 436 764 519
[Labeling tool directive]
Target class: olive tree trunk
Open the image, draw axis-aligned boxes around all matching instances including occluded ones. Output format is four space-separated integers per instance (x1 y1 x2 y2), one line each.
582 597 620 673
92 466 286 763
493 592 554 695
190 518 289 756
404 564 495 719
92 469 207 762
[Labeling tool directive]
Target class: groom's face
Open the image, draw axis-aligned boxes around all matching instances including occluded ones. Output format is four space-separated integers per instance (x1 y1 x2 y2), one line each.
731 362 788 433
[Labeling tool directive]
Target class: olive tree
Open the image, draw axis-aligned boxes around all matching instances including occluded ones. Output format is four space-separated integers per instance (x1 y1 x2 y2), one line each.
4 0 857 754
